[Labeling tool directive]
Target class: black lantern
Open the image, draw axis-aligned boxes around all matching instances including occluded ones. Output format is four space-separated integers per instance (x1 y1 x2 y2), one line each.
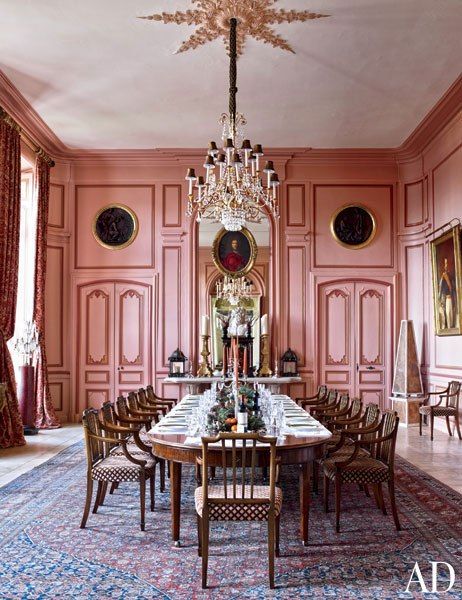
281 348 298 376
168 348 188 378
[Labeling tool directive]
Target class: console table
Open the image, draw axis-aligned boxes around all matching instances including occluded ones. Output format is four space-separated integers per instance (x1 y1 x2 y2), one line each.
163 376 302 395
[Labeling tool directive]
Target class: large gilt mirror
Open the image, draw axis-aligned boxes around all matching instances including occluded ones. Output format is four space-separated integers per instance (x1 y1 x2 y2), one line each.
198 216 271 373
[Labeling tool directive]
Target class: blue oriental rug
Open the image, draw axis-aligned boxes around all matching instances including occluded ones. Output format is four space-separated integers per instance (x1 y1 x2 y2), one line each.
0 441 461 599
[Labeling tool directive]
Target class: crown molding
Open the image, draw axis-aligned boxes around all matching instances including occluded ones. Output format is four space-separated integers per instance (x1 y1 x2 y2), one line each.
0 68 460 167
396 75 462 163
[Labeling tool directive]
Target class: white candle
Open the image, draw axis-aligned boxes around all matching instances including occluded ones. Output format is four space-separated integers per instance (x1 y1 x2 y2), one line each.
261 314 268 335
201 315 210 337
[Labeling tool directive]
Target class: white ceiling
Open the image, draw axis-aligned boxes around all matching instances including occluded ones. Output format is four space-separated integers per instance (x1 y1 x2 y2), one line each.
0 0 461 149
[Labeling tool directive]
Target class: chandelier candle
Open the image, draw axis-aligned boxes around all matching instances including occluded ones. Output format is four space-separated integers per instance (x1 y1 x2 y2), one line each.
185 17 280 231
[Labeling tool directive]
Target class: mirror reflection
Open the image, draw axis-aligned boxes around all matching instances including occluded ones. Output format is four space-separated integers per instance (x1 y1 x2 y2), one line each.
198 216 271 375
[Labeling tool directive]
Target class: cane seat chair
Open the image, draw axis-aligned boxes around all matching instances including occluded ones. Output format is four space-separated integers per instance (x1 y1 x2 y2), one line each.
296 385 328 409
419 381 461 441
195 432 282 589
80 408 156 531
322 411 401 533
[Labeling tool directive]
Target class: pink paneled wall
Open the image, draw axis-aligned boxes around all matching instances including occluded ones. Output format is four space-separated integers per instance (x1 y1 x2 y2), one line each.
398 113 462 418
2 79 458 421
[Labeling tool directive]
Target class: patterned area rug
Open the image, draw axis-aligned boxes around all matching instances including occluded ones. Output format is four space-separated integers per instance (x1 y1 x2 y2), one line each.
0 442 461 599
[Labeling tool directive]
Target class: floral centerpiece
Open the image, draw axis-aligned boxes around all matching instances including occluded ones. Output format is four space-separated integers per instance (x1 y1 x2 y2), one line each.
207 384 265 433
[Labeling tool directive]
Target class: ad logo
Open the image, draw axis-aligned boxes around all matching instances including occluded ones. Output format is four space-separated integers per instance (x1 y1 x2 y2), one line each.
405 561 455 593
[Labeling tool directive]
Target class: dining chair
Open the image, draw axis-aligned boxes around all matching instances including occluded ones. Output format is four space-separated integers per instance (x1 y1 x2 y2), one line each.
80 408 156 531
195 432 281 589
117 394 166 492
145 384 178 408
322 410 401 533
312 392 350 422
296 385 328 408
419 380 461 441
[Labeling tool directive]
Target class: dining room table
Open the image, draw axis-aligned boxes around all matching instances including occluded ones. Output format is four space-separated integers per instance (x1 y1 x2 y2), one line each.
148 393 332 547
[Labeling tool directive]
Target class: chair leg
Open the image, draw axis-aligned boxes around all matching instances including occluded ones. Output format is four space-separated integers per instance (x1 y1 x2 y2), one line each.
445 416 453 437
430 413 434 441
275 514 280 557
419 412 422 436
387 478 401 531
209 466 216 480
159 459 166 492
201 516 209 589
99 482 108 507
92 481 103 514
335 475 341 533
268 515 276 589
197 515 202 557
455 414 462 440
377 483 387 515
140 476 146 531
109 482 118 495
150 471 155 512
323 474 329 513
80 476 94 528
364 484 371 498
312 461 319 494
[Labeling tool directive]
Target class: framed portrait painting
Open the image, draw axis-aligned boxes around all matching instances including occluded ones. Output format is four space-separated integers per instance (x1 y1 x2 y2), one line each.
212 227 257 277
430 226 462 336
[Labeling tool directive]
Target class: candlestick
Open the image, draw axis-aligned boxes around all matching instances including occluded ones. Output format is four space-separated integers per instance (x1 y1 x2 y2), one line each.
200 315 210 337
197 334 213 377
243 347 248 377
261 314 268 335
233 337 239 386
222 343 228 377
257 333 272 377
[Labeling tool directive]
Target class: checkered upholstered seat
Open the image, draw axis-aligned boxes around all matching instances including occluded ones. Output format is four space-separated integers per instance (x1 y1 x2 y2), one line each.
92 454 156 483
323 456 389 484
419 405 457 417
195 485 283 521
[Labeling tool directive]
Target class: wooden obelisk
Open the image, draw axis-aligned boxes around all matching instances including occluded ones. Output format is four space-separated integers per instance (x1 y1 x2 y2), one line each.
392 320 423 396
391 320 423 427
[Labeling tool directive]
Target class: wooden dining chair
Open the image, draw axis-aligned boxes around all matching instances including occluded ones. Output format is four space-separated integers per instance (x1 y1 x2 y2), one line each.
296 384 328 408
139 387 175 412
145 384 178 408
195 432 282 589
80 408 156 531
419 380 461 441
322 411 401 533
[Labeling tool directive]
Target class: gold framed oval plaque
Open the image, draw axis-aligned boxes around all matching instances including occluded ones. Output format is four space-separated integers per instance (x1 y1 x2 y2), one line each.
92 204 139 250
330 204 377 250
212 227 257 278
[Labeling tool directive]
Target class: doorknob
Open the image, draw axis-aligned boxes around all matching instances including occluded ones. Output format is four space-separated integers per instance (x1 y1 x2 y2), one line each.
366 366 375 371
356 364 359 372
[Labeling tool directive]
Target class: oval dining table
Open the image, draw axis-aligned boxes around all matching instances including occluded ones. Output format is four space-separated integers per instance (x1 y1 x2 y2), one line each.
148 429 332 547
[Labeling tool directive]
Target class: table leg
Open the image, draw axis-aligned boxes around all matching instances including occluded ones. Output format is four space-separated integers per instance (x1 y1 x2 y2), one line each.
299 461 311 546
170 461 182 547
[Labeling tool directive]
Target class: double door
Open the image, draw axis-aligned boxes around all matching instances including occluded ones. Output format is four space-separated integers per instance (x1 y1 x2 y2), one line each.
319 280 392 408
78 281 152 413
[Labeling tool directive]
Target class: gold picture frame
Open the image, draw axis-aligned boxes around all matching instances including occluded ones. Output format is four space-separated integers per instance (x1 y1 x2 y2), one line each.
330 204 377 250
212 227 257 278
92 204 139 250
430 226 462 336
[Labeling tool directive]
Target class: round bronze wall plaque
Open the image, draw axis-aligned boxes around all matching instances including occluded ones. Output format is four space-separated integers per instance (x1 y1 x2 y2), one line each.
92 204 138 250
330 204 376 249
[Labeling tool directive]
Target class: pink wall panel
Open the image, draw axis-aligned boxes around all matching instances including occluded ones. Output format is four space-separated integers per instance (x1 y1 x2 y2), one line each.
75 185 155 269
160 246 181 366
162 184 182 228
313 185 394 268
49 183 65 229
404 244 426 365
45 245 64 368
286 246 307 366
404 180 425 227
286 184 306 227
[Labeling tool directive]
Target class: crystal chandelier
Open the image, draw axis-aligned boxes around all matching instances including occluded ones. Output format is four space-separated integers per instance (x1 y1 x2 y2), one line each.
216 275 253 305
185 17 280 232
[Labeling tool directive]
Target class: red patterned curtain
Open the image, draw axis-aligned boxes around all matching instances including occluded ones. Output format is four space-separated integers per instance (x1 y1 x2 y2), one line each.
33 156 60 429
0 119 25 448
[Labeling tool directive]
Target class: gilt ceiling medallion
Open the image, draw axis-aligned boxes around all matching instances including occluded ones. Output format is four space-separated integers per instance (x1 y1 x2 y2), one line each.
140 0 329 56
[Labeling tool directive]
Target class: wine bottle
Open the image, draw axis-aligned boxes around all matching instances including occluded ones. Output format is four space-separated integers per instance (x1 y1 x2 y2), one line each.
253 389 259 415
237 397 248 433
